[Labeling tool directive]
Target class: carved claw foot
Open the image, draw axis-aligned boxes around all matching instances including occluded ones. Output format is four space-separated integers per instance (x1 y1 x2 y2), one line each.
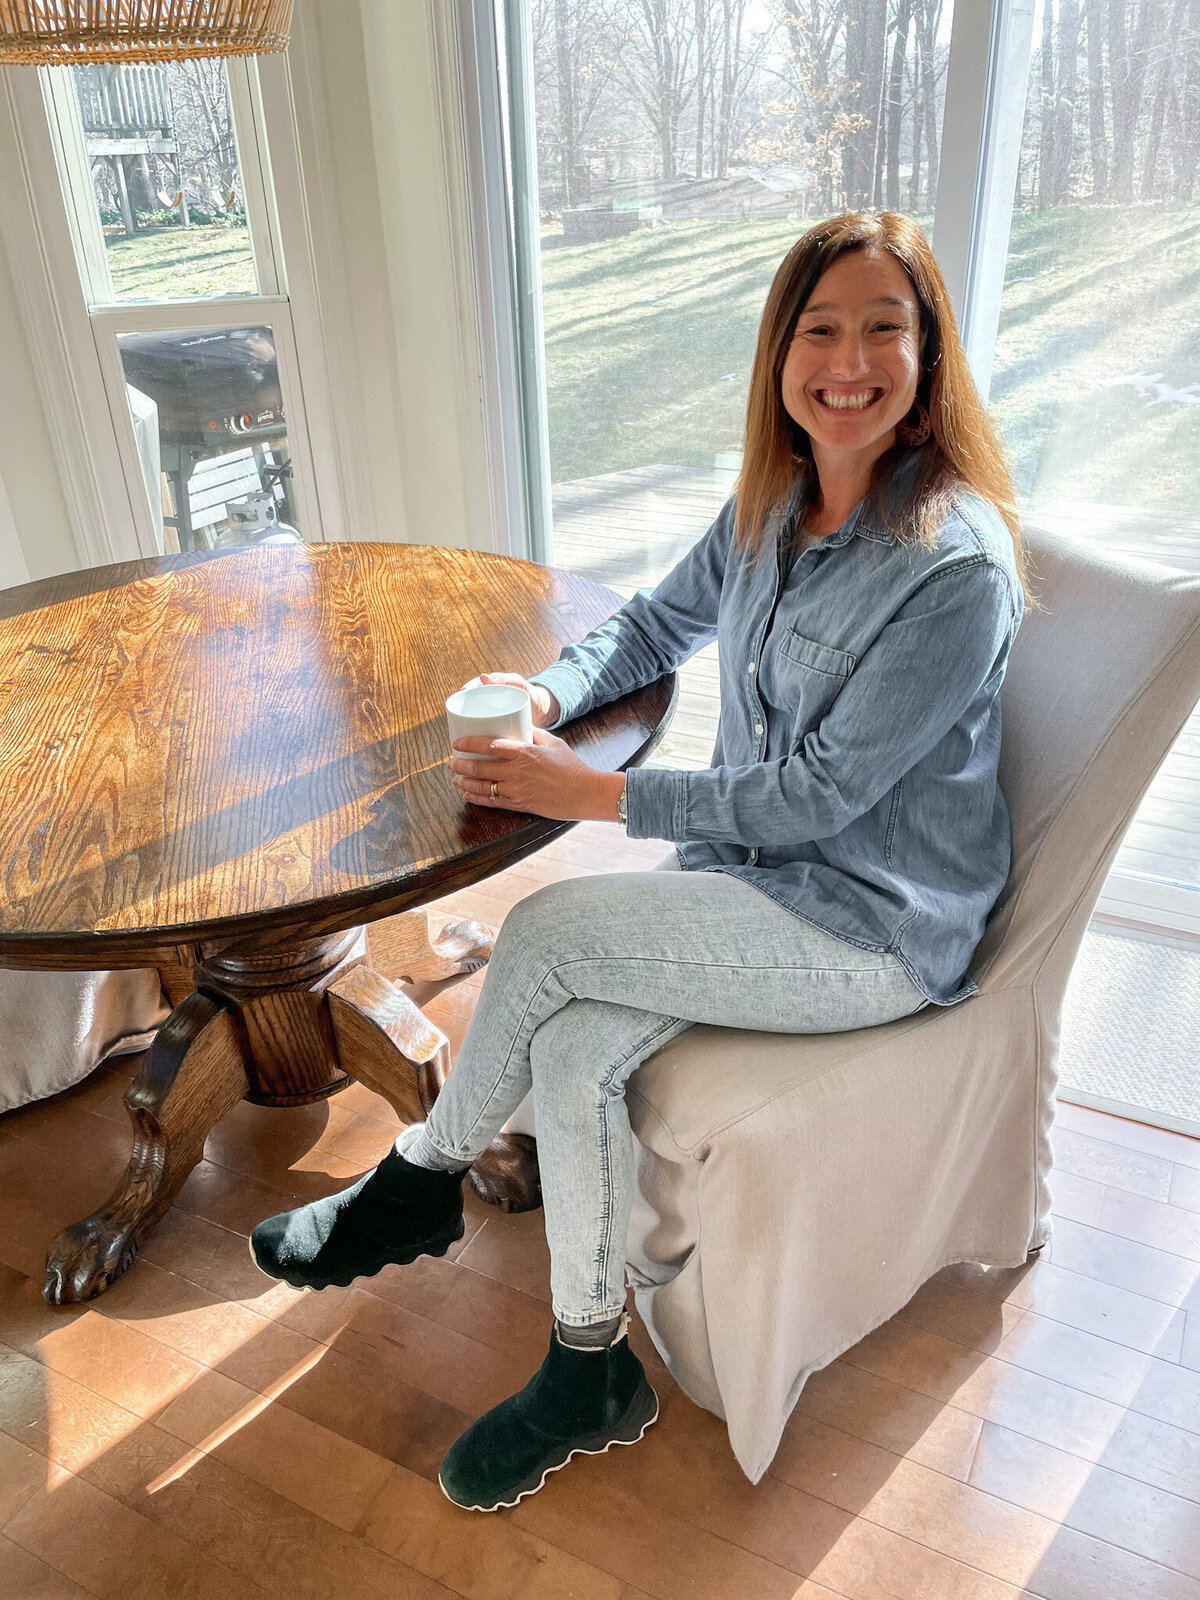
42 992 249 1305
44 1212 145 1305
468 1133 542 1214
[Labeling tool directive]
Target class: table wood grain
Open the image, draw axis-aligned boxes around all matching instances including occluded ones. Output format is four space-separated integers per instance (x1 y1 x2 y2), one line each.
0 542 675 968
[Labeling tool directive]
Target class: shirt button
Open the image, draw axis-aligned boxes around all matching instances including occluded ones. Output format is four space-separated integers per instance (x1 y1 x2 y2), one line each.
754 722 764 736
749 848 759 864
747 660 756 673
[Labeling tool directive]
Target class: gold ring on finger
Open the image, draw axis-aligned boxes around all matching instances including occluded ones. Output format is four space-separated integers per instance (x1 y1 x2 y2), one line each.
490 781 499 800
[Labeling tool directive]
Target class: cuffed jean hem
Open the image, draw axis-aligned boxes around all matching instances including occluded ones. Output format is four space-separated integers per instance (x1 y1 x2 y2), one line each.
552 1303 629 1328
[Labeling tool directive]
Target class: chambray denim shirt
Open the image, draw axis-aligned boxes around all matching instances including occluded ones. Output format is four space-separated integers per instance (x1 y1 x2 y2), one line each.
530 479 1024 1007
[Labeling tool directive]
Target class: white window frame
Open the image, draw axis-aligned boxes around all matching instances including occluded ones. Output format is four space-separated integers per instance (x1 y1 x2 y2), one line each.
0 48 342 564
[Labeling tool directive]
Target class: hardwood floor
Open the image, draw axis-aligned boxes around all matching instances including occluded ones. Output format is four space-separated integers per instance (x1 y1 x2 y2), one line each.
2 823 1200 1600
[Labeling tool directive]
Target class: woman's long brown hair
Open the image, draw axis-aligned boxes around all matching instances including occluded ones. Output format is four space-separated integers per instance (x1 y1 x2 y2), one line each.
736 211 1027 596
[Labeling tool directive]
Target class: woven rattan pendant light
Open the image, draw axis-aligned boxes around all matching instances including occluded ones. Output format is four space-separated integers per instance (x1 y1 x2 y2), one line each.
0 0 294 63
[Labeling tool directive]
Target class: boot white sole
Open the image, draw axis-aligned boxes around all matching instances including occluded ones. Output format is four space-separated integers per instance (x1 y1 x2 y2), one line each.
437 1393 660 1513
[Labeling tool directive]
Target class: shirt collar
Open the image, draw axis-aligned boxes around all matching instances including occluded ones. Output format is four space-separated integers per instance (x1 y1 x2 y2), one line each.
791 448 923 549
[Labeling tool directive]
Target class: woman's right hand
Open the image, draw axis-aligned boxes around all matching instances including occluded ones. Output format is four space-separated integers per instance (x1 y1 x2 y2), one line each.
473 671 560 729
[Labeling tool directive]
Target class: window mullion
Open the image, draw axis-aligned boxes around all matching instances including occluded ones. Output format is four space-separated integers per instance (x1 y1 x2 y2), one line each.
41 66 115 308
226 57 284 299
933 0 1037 399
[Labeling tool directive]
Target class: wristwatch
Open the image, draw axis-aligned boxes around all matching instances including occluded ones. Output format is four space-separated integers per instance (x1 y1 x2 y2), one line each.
616 781 628 827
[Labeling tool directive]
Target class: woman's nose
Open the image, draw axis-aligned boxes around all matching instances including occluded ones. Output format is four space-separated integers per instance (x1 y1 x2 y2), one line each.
827 337 870 378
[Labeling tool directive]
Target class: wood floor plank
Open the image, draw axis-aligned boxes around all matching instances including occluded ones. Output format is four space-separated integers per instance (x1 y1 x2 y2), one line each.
2 1351 458 1600
357 1461 626 1600
788 1352 986 1482
1096 1184 1200 1266
0 1533 98 1600
932 1255 1188 1361
1047 1168 1106 1226
969 1419 1200 1579
1050 1125 1175 1203
1172 1165 1200 1215
1053 1102 1200 1173
3 1459 277 1600
520 1417 1025 1600
154 1366 395 1534
0 1426 50 1526
824 1327 1200 1505
891 1272 1198 1424
1041 1216 1200 1307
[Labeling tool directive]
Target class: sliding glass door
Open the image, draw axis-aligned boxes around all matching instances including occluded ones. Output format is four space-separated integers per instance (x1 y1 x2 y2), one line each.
988 0 1200 937
503 0 957 768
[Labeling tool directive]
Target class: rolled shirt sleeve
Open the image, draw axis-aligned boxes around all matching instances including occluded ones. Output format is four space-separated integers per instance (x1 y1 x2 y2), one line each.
623 557 1020 845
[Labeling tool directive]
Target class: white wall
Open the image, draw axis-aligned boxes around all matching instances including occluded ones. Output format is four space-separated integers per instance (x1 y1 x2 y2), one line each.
285 0 491 553
0 0 492 578
0 179 79 580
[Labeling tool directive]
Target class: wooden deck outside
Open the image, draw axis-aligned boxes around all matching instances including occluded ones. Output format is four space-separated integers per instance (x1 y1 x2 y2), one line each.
551 466 1200 898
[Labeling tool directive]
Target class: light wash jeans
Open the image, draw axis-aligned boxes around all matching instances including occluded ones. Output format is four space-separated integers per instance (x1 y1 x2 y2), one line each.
415 860 927 1326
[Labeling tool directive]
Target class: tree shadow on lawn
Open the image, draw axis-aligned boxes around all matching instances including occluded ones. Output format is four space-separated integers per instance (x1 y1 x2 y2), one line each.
990 323 1111 404
1001 239 1200 333
543 221 801 296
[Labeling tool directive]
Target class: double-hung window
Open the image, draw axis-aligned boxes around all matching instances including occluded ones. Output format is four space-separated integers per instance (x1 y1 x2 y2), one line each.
1 50 332 564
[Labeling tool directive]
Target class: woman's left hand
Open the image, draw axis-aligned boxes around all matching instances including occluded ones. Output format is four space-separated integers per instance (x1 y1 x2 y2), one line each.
449 728 623 822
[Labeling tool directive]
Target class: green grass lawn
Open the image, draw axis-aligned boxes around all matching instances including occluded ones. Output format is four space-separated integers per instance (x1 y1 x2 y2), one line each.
104 205 1200 512
538 204 1200 511
105 223 257 302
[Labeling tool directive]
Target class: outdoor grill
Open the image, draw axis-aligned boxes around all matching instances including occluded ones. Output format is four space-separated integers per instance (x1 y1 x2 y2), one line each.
118 325 295 549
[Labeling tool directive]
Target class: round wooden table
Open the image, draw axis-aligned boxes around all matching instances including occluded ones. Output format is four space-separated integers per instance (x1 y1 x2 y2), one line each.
0 542 675 1304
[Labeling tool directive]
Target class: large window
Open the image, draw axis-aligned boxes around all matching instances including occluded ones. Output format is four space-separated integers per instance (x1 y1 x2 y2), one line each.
990 0 1200 935
513 0 955 766
2 53 322 561
474 0 1200 934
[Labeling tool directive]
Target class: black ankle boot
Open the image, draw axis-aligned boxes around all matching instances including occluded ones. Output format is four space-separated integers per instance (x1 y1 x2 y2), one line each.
250 1146 466 1291
438 1313 658 1511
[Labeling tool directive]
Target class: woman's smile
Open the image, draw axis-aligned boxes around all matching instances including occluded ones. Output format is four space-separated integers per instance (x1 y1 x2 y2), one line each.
810 386 887 411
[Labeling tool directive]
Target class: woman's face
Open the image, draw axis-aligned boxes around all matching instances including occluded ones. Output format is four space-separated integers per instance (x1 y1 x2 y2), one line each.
780 248 923 465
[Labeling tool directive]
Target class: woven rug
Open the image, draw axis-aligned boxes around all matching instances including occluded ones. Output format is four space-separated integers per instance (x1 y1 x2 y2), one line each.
1059 926 1200 1131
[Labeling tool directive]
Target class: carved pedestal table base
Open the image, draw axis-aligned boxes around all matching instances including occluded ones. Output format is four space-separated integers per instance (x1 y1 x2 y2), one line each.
42 912 541 1306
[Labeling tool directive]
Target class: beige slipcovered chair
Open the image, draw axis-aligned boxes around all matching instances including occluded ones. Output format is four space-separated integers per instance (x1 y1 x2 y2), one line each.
614 524 1200 1482
0 971 168 1114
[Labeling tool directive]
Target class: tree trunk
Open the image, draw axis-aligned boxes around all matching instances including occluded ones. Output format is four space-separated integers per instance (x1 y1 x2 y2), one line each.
1085 0 1107 199
1037 0 1057 208
852 0 887 207
842 2 863 207
916 0 941 207
1052 0 1081 204
694 0 707 177
1139 0 1180 199
1108 0 1154 202
908 24 923 209
554 0 579 208
886 0 912 209
1175 0 1200 198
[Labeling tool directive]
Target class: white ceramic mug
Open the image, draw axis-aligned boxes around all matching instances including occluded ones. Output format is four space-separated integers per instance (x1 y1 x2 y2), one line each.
445 682 533 762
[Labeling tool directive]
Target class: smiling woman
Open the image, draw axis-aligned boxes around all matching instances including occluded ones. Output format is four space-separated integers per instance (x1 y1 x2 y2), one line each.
250 210 1030 1511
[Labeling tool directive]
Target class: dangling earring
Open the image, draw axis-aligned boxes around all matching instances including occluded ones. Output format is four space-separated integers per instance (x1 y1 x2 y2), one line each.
896 401 931 448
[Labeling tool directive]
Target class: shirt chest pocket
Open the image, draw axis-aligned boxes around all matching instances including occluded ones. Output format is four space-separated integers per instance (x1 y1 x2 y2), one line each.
775 627 857 736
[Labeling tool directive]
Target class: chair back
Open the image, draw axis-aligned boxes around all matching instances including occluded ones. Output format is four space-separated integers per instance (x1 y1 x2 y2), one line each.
974 525 1200 996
